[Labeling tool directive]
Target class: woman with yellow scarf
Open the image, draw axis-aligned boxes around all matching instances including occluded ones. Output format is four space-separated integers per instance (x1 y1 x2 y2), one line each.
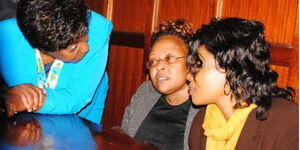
187 18 298 150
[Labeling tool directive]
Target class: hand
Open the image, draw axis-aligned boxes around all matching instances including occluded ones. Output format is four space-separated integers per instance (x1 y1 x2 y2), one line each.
5 94 25 117
6 84 46 116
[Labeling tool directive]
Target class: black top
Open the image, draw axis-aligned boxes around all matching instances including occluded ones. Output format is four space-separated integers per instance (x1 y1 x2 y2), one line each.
44 63 52 76
134 95 191 150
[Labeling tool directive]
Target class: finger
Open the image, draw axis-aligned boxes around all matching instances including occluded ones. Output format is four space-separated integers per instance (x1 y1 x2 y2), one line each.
23 85 38 112
30 87 45 111
20 87 33 112
32 86 46 110
37 88 46 109
29 87 42 111
20 93 32 112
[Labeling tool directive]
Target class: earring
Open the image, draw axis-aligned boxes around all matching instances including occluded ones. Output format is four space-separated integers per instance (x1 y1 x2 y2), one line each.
224 81 231 95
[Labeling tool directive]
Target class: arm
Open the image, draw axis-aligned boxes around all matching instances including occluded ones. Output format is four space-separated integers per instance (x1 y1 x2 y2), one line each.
6 84 46 116
0 18 38 87
121 81 157 136
0 19 45 114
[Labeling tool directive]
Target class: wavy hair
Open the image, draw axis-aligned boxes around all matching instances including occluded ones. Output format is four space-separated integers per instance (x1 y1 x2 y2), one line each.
17 0 90 52
151 19 195 47
188 18 294 120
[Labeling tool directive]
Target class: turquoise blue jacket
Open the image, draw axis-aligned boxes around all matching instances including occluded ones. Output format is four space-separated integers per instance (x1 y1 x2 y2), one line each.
0 11 113 124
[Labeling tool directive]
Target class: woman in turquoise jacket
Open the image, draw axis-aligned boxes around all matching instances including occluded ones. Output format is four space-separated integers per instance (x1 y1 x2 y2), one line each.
0 0 112 124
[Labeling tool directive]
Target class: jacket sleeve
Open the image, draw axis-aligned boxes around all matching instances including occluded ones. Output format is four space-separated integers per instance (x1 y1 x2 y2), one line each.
121 81 153 136
0 18 38 87
36 12 113 114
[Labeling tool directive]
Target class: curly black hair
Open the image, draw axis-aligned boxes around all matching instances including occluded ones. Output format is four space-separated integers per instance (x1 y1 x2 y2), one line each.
188 17 294 121
151 19 195 47
16 0 90 52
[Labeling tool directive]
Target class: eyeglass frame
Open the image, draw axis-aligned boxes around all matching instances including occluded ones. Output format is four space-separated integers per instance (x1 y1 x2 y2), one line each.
146 55 186 69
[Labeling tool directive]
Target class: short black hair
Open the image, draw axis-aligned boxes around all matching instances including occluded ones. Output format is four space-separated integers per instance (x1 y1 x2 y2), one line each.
17 0 90 52
188 17 294 120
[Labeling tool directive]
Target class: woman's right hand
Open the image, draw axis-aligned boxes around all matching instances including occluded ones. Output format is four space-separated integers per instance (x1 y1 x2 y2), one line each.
6 84 46 116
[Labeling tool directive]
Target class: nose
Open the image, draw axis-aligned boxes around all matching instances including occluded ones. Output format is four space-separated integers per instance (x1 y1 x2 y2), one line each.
156 61 166 70
81 43 89 54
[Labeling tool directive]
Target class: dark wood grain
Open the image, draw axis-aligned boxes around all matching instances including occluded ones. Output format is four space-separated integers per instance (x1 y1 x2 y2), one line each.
110 31 145 49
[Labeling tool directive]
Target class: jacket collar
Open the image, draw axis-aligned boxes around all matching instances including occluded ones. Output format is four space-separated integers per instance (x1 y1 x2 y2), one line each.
235 108 265 150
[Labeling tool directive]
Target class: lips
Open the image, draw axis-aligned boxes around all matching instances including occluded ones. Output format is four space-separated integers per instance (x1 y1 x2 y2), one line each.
156 75 169 81
189 86 196 94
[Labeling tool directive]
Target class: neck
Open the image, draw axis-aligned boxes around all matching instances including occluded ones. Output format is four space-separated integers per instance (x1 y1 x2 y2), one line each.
40 51 55 65
215 95 237 120
166 84 189 106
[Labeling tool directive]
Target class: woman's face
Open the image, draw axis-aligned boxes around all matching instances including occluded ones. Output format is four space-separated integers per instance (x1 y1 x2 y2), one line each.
48 36 89 63
149 35 188 95
188 46 228 105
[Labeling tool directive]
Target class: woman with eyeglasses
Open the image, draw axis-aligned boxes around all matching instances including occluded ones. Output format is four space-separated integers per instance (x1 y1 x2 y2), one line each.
187 18 298 150
121 19 198 150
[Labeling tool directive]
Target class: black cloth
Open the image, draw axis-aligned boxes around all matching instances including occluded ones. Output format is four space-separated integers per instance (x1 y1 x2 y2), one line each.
134 95 191 150
0 0 16 21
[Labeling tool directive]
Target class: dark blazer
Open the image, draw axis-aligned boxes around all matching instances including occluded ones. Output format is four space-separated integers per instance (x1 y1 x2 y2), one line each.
189 98 299 150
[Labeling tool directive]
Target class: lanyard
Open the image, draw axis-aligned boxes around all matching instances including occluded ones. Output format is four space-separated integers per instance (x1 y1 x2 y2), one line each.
35 49 64 89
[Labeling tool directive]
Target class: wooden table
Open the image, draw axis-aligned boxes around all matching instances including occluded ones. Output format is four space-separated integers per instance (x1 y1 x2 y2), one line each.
0 113 160 150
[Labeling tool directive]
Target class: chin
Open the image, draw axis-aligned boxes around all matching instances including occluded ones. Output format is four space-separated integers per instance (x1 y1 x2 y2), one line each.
191 96 205 106
154 86 172 94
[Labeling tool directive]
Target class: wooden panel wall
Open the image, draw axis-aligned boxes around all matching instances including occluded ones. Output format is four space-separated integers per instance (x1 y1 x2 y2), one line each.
223 0 298 44
86 0 298 128
84 0 107 15
157 0 217 29
222 0 299 101
99 0 155 128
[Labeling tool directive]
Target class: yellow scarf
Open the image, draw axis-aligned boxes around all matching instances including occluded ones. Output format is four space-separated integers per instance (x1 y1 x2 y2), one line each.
203 103 257 150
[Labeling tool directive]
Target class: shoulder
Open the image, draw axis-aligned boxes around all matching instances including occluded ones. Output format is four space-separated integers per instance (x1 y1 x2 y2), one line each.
90 11 112 26
89 11 113 38
0 18 30 48
261 98 298 134
0 18 21 36
87 11 113 54
136 80 157 94
269 98 298 118
0 18 33 58
130 80 160 105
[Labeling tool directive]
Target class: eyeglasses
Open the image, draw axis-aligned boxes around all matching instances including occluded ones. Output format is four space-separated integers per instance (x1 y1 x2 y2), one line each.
187 55 218 74
146 55 186 69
